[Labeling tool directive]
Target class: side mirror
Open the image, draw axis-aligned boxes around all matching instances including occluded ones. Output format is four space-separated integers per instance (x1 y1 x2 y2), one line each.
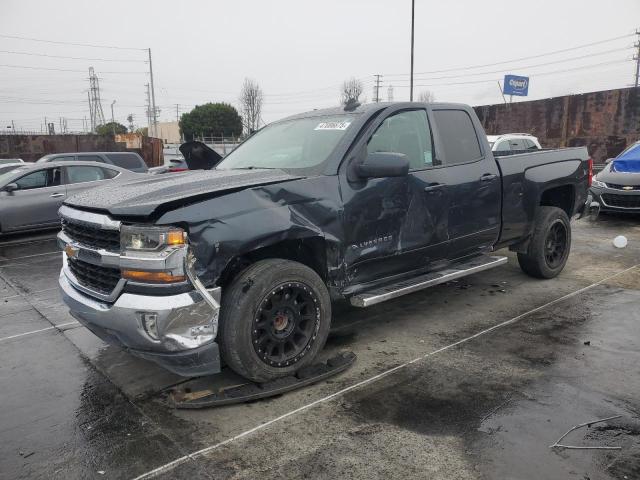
605 158 614 164
357 152 409 178
4 183 18 192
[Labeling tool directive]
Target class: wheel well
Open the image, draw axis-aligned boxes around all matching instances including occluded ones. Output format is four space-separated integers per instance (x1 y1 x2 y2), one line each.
218 237 328 288
540 185 574 217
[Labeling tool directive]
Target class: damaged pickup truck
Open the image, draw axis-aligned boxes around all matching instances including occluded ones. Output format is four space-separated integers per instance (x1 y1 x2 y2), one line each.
58 102 594 382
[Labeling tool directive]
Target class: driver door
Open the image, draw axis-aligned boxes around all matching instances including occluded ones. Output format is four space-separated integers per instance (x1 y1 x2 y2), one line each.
339 107 450 291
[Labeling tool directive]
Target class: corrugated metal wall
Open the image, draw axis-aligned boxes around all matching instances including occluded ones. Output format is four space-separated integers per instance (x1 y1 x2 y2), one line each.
0 134 164 166
474 87 640 163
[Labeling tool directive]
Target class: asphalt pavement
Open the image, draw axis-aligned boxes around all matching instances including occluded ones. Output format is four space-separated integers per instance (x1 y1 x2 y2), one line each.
0 214 639 480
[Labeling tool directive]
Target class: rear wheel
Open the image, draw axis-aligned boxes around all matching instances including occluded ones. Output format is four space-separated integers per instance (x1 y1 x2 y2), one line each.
517 206 571 279
218 259 331 382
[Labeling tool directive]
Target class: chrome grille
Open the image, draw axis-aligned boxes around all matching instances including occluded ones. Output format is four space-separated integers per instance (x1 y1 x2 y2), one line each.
68 258 121 296
62 218 120 251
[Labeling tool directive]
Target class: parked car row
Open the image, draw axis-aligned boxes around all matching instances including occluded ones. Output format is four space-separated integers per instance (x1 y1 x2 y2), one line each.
0 161 136 234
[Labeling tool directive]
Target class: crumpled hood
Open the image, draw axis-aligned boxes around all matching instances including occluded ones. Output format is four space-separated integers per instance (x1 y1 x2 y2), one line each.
597 163 640 186
64 169 302 217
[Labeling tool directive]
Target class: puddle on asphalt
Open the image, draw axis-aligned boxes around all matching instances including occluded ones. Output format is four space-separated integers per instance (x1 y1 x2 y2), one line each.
339 285 640 480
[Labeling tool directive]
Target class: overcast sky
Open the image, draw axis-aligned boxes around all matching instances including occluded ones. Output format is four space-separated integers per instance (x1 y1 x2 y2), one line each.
1 0 639 132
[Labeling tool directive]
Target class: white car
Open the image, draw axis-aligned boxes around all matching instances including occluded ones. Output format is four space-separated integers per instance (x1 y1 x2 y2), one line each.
487 133 542 153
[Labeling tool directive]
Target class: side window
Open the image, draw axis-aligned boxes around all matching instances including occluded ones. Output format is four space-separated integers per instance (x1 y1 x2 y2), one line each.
78 154 106 163
524 139 538 150
52 155 76 162
101 167 119 179
65 166 108 184
495 140 511 152
367 110 434 170
105 153 145 171
432 110 482 165
14 168 61 189
510 139 526 150
15 170 47 190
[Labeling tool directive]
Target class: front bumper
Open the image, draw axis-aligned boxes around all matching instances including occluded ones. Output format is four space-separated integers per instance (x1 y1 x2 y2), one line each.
60 270 222 377
590 186 640 213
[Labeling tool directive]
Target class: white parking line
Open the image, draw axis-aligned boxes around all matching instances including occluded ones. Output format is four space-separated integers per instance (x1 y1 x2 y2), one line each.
131 264 639 480
0 286 59 300
0 251 59 263
0 321 79 342
0 236 58 247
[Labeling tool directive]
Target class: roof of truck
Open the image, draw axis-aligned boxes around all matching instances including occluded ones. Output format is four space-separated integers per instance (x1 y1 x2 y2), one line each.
279 102 470 122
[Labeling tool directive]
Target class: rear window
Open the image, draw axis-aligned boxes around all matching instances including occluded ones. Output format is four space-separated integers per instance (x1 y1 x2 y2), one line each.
77 154 106 163
433 110 482 165
105 153 147 172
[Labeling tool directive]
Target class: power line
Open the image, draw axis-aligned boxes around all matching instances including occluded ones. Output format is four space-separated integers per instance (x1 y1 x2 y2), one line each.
384 32 637 77
0 49 145 63
0 63 147 74
393 59 632 88
389 47 635 83
0 34 146 51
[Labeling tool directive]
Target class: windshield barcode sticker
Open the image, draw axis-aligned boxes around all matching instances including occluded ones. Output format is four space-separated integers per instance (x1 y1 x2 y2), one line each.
314 121 351 131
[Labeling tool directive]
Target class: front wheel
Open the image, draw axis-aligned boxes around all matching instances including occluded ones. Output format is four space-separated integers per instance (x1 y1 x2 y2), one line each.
218 259 331 382
518 206 571 279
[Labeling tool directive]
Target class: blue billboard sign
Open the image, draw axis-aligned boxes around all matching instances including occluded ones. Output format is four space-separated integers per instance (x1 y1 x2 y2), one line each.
503 75 529 96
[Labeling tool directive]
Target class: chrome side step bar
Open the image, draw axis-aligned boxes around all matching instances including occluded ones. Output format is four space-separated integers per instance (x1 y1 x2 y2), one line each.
350 255 508 308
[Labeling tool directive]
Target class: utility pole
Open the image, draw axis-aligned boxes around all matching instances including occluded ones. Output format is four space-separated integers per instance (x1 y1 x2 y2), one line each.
148 48 158 137
110 100 116 135
387 85 394 102
409 0 415 101
175 104 180 122
373 75 382 102
634 28 640 88
145 83 152 133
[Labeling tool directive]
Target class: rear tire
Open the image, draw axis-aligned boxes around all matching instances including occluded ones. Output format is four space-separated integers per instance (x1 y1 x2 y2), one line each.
218 259 331 382
517 206 571 279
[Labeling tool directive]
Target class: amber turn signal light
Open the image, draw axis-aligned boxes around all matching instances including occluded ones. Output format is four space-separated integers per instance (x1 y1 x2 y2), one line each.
165 230 186 246
121 270 186 283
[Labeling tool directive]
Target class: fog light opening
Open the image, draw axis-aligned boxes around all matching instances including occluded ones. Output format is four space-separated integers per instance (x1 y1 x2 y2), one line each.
140 312 159 340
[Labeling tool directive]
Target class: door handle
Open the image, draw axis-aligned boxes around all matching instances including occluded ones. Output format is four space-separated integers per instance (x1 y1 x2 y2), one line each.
480 173 498 182
50 193 65 198
424 183 446 193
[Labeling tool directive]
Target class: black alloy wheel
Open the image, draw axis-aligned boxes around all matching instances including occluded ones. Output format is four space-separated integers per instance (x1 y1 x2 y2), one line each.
544 220 568 269
252 282 320 367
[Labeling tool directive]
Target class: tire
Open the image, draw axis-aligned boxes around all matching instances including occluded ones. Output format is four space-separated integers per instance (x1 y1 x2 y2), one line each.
218 259 332 382
517 206 571 279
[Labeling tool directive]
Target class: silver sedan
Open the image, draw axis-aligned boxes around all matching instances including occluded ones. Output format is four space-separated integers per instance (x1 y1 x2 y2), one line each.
0 161 138 234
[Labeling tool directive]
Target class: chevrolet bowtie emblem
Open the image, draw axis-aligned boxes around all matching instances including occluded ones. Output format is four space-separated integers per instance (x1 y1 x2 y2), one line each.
64 244 79 259
622 186 633 190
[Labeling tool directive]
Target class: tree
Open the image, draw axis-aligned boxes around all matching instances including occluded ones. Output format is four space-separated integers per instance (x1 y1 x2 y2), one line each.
135 127 148 137
179 103 243 141
418 90 436 103
340 77 364 106
95 122 128 135
239 78 263 135
126 114 135 133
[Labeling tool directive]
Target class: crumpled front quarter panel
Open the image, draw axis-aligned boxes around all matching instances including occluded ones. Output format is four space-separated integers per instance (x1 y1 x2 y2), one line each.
156 176 345 289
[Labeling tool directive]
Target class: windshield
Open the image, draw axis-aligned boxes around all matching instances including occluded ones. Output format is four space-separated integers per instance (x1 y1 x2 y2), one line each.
216 114 357 170
0 166 28 185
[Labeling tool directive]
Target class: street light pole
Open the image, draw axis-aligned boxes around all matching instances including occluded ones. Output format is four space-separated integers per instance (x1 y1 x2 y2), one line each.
409 0 415 101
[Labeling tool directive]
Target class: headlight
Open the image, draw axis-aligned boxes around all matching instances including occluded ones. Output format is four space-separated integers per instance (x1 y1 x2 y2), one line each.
120 225 188 284
592 178 607 188
121 225 186 252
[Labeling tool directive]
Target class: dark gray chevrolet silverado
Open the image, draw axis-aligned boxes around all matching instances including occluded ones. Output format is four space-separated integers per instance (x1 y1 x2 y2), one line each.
58 102 594 382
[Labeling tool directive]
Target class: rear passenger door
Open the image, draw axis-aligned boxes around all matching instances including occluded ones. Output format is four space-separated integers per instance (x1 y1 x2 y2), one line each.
431 108 501 260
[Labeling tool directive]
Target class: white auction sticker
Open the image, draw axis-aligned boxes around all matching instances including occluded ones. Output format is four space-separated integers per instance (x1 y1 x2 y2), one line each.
314 121 351 131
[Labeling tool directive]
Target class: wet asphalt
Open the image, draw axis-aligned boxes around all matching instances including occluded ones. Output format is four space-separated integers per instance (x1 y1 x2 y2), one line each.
0 214 639 480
